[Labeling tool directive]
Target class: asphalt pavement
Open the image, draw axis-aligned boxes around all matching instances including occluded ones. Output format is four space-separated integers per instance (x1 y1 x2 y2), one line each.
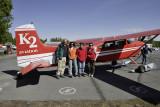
0 52 160 105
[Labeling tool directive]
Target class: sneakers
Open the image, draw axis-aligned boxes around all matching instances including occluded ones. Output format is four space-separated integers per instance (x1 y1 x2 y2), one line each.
56 74 66 79
60 75 65 78
56 75 60 79
68 75 73 78
81 73 85 77
88 73 94 77
74 74 78 77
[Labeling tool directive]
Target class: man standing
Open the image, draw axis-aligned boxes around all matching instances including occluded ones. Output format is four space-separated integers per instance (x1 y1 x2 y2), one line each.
87 43 96 77
141 44 152 65
77 43 87 77
56 39 68 79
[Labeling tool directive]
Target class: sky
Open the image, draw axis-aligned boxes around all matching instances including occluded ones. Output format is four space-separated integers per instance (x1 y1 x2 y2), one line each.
10 0 160 41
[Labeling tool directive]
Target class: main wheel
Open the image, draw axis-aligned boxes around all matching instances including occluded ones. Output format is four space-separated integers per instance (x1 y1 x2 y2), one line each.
136 65 145 73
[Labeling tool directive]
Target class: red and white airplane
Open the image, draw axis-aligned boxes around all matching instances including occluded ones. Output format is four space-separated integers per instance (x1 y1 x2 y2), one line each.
15 24 160 76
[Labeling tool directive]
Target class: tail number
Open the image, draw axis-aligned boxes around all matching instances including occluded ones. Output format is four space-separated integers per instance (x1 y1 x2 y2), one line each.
19 33 37 48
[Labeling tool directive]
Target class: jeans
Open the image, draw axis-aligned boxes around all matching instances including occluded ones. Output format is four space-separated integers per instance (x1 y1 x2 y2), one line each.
69 59 78 76
142 54 147 64
88 60 95 75
78 61 85 74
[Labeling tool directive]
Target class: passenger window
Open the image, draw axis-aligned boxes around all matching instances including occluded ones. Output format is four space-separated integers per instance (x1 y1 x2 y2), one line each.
103 40 125 48
103 41 115 48
116 40 125 46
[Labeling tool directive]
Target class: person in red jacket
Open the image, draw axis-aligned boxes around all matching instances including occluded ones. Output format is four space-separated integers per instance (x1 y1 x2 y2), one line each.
77 43 87 77
87 43 96 77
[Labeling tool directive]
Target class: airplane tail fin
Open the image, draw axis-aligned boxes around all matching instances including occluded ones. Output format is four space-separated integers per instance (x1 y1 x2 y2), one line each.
15 24 56 68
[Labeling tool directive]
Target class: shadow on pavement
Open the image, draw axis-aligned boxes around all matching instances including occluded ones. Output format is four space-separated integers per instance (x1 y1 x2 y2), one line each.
2 69 58 88
2 70 18 76
16 70 40 88
2 70 40 88
94 64 160 105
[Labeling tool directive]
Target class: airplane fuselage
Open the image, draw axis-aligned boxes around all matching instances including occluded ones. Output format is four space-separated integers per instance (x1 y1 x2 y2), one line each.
15 24 159 75
95 40 144 62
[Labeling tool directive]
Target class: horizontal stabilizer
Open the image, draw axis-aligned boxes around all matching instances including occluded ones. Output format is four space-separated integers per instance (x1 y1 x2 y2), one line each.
20 61 50 75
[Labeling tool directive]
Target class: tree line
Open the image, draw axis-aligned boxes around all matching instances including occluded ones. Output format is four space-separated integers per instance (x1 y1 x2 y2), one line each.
151 41 160 47
50 37 67 42
0 0 14 44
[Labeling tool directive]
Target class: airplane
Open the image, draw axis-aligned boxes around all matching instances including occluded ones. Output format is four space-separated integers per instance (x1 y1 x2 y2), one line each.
15 24 160 78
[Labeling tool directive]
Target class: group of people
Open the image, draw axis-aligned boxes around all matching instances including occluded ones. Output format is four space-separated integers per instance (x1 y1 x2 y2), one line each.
55 39 96 79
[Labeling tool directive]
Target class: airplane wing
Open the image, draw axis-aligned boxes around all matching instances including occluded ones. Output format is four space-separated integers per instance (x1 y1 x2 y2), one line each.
103 29 160 42
76 38 103 45
76 29 160 43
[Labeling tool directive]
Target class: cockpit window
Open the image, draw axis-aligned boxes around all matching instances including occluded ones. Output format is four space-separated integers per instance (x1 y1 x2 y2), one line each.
103 41 115 48
103 40 126 48
127 38 135 44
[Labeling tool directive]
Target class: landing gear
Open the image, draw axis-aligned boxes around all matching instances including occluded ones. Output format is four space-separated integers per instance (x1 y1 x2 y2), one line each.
112 60 117 65
111 60 117 73
15 72 22 80
129 57 138 65
135 65 145 73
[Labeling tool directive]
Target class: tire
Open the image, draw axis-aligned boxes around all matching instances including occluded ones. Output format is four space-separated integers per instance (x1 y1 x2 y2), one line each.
135 65 145 73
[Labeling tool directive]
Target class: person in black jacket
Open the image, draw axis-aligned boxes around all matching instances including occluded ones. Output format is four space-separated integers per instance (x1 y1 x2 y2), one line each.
141 44 152 65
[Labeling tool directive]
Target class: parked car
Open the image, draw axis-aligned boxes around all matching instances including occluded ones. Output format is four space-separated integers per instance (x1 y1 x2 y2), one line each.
11 45 16 50
0 44 7 54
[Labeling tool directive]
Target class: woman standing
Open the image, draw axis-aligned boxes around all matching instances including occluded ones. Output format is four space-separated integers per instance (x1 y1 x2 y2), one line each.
87 43 96 77
68 42 78 77
77 43 87 77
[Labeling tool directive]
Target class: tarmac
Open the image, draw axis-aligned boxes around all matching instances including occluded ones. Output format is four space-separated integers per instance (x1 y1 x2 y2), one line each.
0 51 160 105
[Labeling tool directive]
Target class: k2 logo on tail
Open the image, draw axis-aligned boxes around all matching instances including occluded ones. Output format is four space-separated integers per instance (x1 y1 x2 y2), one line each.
19 33 37 48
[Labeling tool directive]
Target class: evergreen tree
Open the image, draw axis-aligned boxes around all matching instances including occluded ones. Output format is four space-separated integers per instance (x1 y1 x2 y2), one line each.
0 0 13 44
50 37 66 42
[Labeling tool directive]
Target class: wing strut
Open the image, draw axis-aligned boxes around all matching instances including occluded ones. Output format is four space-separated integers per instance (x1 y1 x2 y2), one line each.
129 57 138 65
140 36 146 41
145 34 159 44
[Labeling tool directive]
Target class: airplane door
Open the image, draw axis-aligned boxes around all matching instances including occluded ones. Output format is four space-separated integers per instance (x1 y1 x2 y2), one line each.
97 40 126 62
